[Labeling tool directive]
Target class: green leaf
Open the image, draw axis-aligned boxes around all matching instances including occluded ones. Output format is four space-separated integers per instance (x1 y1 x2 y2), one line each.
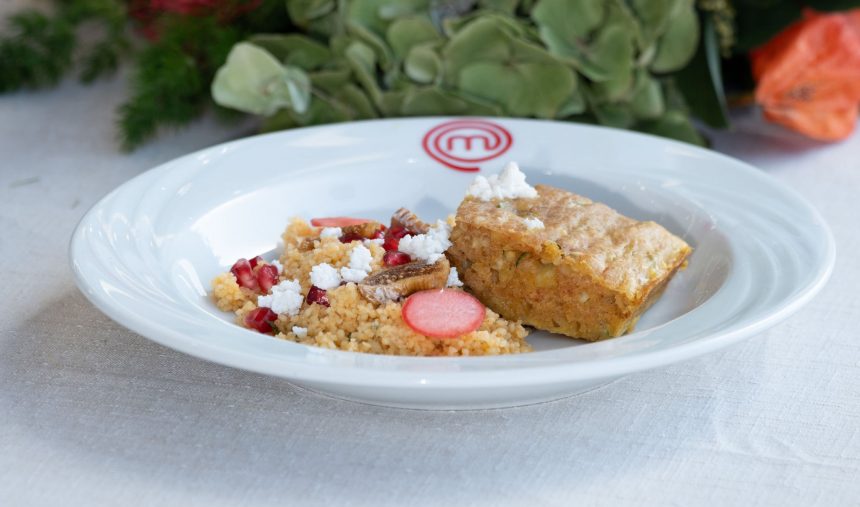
400 87 498 115
587 23 636 84
386 15 440 59
457 60 575 118
247 34 332 70
537 1 637 83
379 89 408 115
629 71 664 119
557 87 587 117
509 36 557 62
404 44 441 83
329 83 378 118
346 20 395 70
443 13 563 87
674 17 729 128
298 94 354 123
379 1 427 19
629 0 678 51
479 0 522 14
517 62 577 117
532 0 604 41
309 67 353 92
532 0 613 79
444 9 530 38
329 34 353 57
276 66 312 113
637 110 705 145
286 0 336 27
344 40 383 104
305 11 342 37
346 0 428 37
211 42 311 116
260 109 299 132
443 17 513 80
592 101 635 129
650 0 700 73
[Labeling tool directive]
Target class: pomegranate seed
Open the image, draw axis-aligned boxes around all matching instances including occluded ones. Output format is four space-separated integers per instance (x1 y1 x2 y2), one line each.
306 285 330 307
383 225 411 251
256 264 279 293
388 225 409 239
383 251 412 267
382 235 400 251
244 307 278 334
249 256 264 268
230 259 259 290
371 226 386 239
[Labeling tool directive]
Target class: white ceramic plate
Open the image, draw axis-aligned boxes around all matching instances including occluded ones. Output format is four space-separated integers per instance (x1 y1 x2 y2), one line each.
70 118 835 409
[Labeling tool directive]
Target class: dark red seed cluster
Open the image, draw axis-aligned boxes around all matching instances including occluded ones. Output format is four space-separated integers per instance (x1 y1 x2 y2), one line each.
306 285 330 307
244 307 278 334
382 225 410 252
230 257 279 293
256 264 278 292
230 258 258 290
383 250 412 267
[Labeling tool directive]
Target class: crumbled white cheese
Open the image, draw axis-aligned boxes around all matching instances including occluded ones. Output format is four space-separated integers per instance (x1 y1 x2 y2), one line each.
398 220 452 264
363 238 384 247
348 244 372 272
466 161 537 201
292 326 308 338
340 267 368 283
319 227 342 239
310 263 341 289
523 217 545 230
447 266 463 287
257 279 303 316
339 244 373 283
270 259 283 274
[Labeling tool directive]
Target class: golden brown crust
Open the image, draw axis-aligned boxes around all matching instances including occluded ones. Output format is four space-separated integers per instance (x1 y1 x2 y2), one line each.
448 185 692 340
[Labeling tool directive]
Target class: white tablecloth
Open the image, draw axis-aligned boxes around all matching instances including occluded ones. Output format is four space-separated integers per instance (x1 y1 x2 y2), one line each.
2 62 859 506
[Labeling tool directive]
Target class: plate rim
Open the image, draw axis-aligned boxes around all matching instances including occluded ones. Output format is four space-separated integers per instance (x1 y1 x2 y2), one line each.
69 117 837 388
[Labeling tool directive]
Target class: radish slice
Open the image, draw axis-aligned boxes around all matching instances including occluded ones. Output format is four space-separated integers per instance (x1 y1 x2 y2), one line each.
310 216 370 227
402 289 486 339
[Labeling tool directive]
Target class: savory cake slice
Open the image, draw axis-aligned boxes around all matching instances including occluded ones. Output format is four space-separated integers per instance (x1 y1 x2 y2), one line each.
447 164 692 341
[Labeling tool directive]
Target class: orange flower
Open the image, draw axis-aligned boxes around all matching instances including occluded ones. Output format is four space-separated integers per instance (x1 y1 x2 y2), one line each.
751 10 860 141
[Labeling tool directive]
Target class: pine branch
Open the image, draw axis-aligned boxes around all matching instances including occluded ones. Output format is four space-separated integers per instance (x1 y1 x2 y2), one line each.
72 0 132 83
118 17 242 151
79 38 123 83
0 0 132 93
0 10 76 92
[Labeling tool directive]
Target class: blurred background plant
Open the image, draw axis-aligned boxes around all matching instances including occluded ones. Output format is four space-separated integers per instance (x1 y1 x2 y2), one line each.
1 0 859 150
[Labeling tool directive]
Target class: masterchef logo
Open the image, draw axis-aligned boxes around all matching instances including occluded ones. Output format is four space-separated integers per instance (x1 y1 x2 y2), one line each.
422 119 513 172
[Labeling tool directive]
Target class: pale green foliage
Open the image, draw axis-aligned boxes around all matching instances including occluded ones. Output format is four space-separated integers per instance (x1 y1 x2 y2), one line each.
212 42 311 116
212 0 706 144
